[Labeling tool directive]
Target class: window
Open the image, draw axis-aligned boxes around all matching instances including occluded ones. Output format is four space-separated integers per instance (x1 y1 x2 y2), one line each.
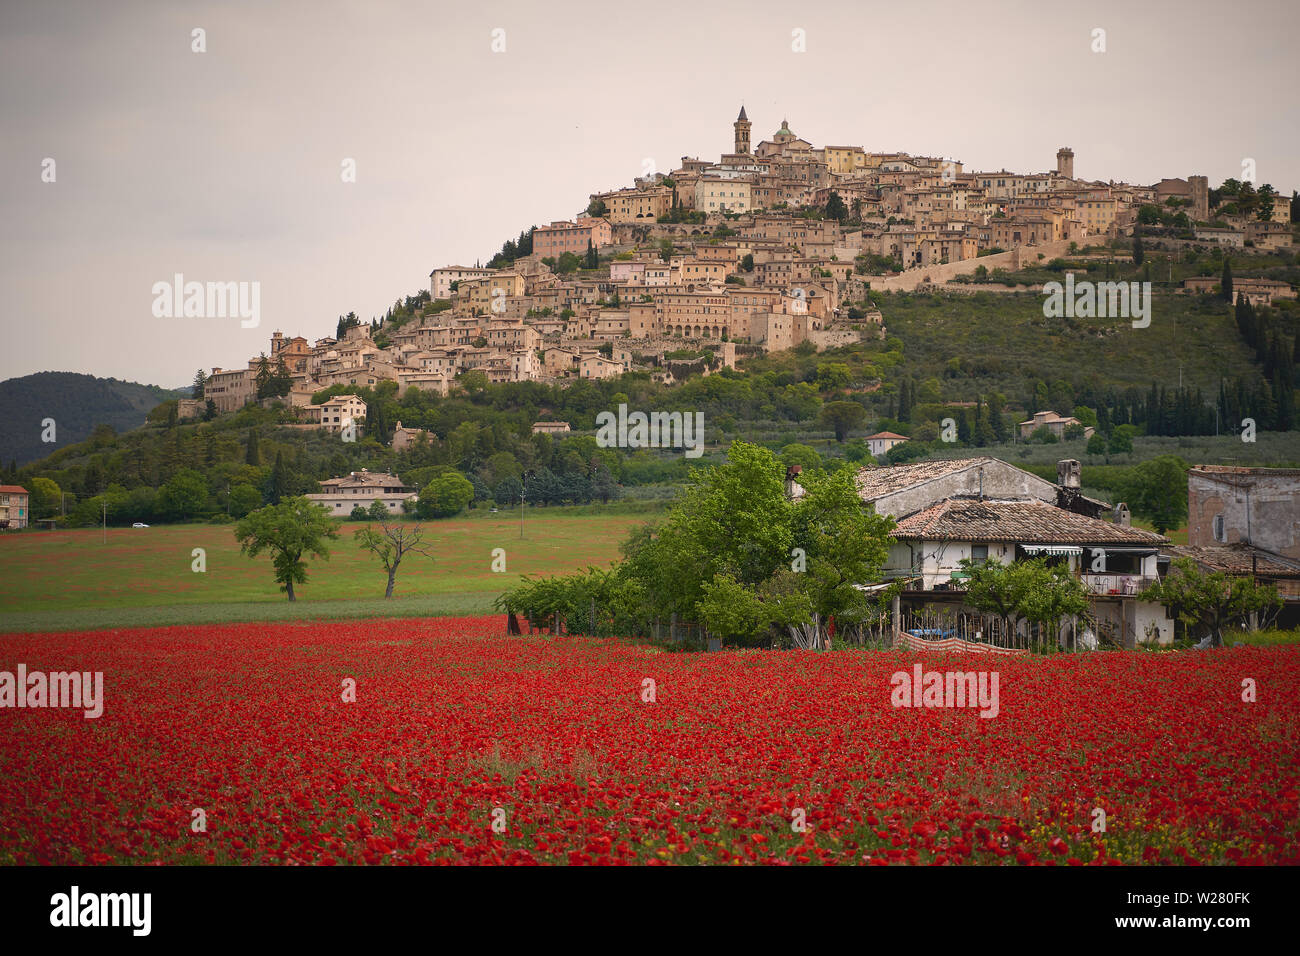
1212 513 1226 543
970 545 989 563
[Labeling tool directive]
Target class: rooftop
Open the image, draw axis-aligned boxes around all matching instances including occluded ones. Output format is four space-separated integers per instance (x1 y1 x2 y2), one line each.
854 456 1001 501
893 497 1168 546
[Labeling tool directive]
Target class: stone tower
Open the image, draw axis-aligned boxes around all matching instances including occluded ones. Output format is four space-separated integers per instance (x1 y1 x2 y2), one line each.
1056 147 1074 180
734 105 751 155
1188 175 1209 222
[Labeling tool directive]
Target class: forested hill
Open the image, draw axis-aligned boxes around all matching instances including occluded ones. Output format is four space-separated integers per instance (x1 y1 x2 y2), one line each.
0 372 186 466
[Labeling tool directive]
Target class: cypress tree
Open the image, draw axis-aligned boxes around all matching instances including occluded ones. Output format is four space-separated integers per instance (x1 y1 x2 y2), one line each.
246 430 261 466
1222 257 1233 302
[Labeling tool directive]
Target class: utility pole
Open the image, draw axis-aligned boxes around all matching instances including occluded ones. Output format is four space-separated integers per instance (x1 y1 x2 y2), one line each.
102 499 107 544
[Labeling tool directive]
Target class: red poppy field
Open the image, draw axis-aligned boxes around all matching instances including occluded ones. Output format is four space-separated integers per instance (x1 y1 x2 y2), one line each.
1 615 1297 865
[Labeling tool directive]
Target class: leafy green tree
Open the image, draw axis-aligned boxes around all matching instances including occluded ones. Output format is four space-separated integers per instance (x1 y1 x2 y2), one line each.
1086 433 1107 456
155 468 208 521
1121 455 1188 534
1138 558 1281 646
494 475 523 507
350 504 369 521
819 401 867 442
246 430 261 466
815 362 852 390
28 477 61 519
824 191 848 222
416 472 474 519
228 483 263 518
354 518 433 597
779 443 822 471
367 498 390 522
1108 424 1136 456
1132 234 1144 267
235 497 340 601
268 450 294 504
960 557 1088 648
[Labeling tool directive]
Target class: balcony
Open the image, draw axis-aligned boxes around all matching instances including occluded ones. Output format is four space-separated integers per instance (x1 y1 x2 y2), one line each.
1082 574 1157 596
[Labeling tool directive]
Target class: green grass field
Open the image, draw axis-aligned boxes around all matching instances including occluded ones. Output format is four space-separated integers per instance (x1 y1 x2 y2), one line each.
0 505 655 632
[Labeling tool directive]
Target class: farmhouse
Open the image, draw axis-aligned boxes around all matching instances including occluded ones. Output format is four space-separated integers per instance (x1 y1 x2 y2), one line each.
864 431 908 457
305 470 416 516
858 457 1173 647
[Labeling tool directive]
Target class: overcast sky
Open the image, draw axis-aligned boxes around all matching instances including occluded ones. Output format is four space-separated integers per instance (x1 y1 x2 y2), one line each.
2 0 1297 388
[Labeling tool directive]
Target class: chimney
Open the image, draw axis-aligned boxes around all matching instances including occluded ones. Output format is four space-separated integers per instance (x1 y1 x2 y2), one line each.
1057 459 1081 489
1113 502 1131 527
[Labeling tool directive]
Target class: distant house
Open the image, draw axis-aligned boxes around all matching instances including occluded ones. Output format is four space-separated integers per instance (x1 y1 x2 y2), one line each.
865 431 908 457
305 470 416 516
531 421 571 436
1018 410 1094 441
391 421 431 453
0 485 29 529
304 395 367 434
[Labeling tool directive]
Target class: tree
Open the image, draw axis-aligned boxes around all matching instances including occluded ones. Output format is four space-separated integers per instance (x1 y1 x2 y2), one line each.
235 498 340 601
494 475 523 507
28 476 61 519
1122 455 1188 534
192 369 207 400
416 472 474 519
1108 424 1136 456
1221 257 1233 302
354 518 433 597
819 401 867 442
779 443 822 471
815 362 852 390
1086 433 1107 456
367 498 390 522
228 483 263 518
1138 558 1281 646
961 558 1089 649
245 430 261 466
1132 234 1144 267
824 190 848 222
155 468 208 521
268 450 294 504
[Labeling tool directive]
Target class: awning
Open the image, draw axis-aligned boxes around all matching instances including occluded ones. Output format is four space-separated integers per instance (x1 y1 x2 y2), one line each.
1087 546 1158 555
1021 544 1083 556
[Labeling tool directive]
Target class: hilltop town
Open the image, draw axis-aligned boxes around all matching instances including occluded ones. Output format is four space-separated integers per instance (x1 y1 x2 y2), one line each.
186 107 1293 425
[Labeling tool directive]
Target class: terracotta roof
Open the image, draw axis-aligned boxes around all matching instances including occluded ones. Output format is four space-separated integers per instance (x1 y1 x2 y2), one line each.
1166 545 1300 578
866 431 909 441
893 497 1168 546
855 457 1001 501
317 470 410 490
0 485 28 494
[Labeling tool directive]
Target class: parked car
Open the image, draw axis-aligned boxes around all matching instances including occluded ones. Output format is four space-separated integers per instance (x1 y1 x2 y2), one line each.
132 522 150 528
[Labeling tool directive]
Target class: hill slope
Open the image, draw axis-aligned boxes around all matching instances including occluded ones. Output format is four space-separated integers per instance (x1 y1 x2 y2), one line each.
0 372 187 465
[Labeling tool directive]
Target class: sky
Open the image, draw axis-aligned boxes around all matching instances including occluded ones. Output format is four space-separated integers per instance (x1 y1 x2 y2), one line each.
2 0 1297 388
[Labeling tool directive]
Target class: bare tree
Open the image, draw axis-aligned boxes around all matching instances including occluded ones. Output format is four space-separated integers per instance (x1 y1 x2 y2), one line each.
353 518 433 598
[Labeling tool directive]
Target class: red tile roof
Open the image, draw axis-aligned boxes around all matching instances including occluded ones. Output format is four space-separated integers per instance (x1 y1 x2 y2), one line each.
0 486 28 494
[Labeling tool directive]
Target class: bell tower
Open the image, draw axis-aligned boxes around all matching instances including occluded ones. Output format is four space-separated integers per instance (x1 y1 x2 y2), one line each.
734 105 751 155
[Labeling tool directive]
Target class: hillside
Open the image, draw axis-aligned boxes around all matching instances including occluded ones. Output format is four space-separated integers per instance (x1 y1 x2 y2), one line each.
0 372 187 466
